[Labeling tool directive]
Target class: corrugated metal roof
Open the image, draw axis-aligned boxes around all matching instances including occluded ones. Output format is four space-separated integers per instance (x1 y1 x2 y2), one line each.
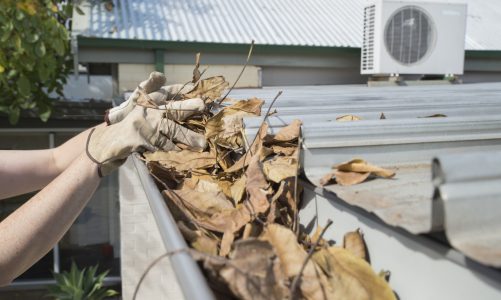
237 82 501 266
74 0 501 50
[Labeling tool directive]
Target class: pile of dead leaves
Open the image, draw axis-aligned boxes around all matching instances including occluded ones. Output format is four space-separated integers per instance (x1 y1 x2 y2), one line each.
142 63 396 299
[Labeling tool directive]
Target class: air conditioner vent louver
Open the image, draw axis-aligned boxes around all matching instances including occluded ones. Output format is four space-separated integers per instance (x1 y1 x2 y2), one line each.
362 5 376 71
384 6 435 65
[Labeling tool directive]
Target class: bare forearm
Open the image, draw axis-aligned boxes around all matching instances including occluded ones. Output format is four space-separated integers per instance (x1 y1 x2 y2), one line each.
0 153 100 285
0 124 104 199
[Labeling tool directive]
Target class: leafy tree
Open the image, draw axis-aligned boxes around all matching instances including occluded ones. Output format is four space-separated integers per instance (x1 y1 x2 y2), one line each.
0 0 73 124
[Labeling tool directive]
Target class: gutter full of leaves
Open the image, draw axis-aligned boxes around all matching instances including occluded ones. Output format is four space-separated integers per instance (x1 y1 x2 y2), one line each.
140 62 397 300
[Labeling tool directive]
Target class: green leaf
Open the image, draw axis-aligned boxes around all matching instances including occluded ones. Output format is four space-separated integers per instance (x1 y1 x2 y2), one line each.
39 105 51 122
6 69 17 79
25 32 39 43
75 6 85 15
0 64 4 73
8 107 20 125
35 42 46 57
17 75 31 96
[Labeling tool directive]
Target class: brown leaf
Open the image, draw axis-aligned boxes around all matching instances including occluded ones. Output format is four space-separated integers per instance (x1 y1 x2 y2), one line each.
225 122 269 173
163 188 233 220
192 53 201 83
205 98 264 150
219 239 289 300
380 112 386 119
334 171 371 186
144 150 215 171
178 221 219 256
418 113 447 118
335 159 395 178
319 171 336 186
312 247 396 300
263 156 298 183
343 228 367 262
245 155 271 216
220 231 234 257
266 119 302 143
336 114 362 122
260 224 332 300
270 144 297 156
310 226 328 247
230 175 247 205
184 76 229 102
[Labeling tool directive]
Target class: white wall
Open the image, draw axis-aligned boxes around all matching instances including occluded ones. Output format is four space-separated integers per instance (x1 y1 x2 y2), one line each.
119 158 184 300
118 63 261 92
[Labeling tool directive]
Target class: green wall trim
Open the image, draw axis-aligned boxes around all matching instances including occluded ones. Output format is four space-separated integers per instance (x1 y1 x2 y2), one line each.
465 50 501 59
154 49 165 72
77 36 360 56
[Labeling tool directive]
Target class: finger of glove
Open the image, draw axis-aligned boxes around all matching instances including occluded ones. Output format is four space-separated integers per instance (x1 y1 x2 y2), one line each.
158 98 205 122
161 83 194 100
159 119 207 151
108 72 166 124
140 72 167 94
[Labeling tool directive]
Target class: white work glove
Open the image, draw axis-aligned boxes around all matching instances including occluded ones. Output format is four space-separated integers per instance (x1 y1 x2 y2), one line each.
87 99 206 177
105 72 194 125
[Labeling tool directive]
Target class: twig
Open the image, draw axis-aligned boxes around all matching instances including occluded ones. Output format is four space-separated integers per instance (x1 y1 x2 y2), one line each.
132 248 188 300
217 40 255 104
240 91 282 169
293 126 303 237
290 219 333 300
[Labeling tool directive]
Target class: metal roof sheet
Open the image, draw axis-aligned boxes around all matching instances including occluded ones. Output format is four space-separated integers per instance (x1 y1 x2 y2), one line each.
237 82 501 266
74 0 501 50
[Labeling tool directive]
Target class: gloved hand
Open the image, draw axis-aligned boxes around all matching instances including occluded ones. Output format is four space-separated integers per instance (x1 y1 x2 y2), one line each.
106 72 194 125
87 99 206 177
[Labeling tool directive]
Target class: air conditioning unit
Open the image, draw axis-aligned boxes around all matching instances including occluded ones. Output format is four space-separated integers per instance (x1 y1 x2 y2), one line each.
361 0 467 75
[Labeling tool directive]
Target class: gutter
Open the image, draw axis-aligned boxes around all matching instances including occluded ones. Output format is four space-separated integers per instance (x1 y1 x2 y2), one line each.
76 36 501 58
132 155 215 300
76 36 361 56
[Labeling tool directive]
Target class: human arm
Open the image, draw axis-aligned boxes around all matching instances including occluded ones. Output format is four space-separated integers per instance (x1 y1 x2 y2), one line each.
0 126 98 200
0 152 101 286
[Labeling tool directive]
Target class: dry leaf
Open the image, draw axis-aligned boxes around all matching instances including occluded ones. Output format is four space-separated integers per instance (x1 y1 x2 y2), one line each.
334 170 371 186
319 170 336 186
220 231 234 257
178 221 219 255
313 247 396 300
192 53 201 83
270 144 297 156
336 114 362 122
163 189 233 219
335 159 395 178
225 123 269 173
418 113 447 118
266 119 302 143
205 98 264 150
263 156 298 183
219 239 289 300
184 76 229 102
310 226 328 247
144 150 215 171
261 224 332 300
380 112 386 119
343 228 367 261
230 175 247 205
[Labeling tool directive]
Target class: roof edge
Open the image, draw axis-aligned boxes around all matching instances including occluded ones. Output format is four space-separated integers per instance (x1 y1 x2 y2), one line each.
77 36 361 55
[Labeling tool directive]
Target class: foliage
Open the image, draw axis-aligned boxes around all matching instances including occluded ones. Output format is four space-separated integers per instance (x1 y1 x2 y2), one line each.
47 261 118 300
0 0 73 124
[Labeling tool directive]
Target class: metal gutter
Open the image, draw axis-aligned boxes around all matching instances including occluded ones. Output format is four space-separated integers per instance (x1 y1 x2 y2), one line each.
132 155 215 300
433 151 501 267
77 36 360 55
